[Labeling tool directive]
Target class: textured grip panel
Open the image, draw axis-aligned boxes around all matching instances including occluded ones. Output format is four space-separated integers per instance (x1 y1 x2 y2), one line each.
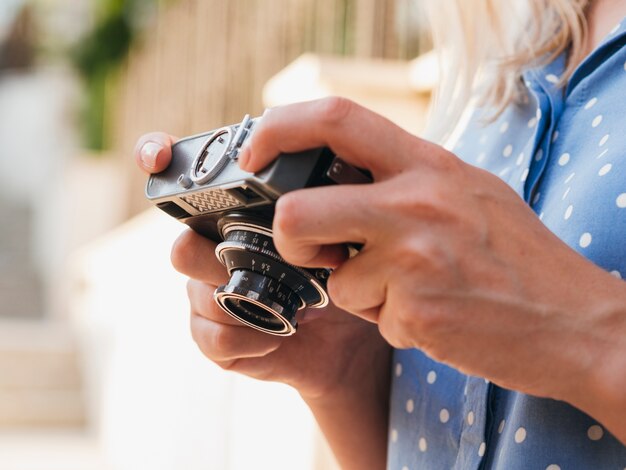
181 189 242 213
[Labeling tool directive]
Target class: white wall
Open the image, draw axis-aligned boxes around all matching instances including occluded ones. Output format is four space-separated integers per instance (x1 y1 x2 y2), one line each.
68 209 338 470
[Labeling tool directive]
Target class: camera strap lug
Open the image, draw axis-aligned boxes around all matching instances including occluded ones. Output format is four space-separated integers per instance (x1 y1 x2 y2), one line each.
325 157 372 185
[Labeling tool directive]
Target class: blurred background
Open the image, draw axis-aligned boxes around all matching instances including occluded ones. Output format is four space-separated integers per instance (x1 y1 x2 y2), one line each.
0 0 434 468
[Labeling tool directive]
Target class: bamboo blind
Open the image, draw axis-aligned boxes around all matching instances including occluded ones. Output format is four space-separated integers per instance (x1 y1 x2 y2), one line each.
114 0 423 214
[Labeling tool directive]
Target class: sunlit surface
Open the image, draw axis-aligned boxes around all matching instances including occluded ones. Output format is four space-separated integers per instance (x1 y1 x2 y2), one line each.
0 1 429 468
68 209 331 470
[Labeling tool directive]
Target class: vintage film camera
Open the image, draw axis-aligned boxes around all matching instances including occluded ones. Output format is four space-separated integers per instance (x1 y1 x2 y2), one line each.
146 115 371 336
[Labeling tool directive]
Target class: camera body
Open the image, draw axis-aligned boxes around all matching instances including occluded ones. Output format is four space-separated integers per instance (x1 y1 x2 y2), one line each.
145 115 370 335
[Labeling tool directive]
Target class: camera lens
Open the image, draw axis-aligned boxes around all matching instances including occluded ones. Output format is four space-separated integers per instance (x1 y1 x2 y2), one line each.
213 213 330 336
224 299 279 325
215 269 299 335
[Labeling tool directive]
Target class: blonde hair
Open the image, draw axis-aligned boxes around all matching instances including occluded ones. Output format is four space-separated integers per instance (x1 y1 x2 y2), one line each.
424 0 589 143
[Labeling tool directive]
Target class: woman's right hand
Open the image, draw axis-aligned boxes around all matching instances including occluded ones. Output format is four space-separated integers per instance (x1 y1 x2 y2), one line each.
134 133 390 402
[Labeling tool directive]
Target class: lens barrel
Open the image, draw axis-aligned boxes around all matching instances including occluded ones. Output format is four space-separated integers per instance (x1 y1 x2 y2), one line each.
213 213 329 336
215 269 299 335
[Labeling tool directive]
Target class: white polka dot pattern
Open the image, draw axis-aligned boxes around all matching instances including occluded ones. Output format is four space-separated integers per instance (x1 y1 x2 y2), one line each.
419 437 427 452
498 419 506 434
478 442 486 457
406 399 414 413
546 74 559 83
520 168 529 182
585 97 598 109
426 370 437 384
587 425 604 441
564 205 573 220
592 115 603 127
598 164 612 176
387 26 626 469
599 134 609 146
579 233 592 248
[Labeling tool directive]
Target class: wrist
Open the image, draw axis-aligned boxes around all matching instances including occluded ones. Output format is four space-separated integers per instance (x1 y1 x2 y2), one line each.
300 339 392 470
564 275 626 444
301 336 392 407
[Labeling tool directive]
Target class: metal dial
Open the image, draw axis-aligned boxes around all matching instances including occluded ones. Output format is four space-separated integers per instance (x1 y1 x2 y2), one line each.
190 127 233 184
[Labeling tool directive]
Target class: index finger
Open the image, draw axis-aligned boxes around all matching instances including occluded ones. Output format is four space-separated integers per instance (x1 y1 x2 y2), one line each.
238 98 419 180
272 183 377 268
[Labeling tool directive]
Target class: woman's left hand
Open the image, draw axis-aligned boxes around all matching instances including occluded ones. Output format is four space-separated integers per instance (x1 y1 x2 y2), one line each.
239 98 626 440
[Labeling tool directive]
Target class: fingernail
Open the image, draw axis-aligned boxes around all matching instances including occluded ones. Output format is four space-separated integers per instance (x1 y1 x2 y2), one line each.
140 142 163 169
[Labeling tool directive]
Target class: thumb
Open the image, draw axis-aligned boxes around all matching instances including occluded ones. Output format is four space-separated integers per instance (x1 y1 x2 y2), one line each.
134 132 178 173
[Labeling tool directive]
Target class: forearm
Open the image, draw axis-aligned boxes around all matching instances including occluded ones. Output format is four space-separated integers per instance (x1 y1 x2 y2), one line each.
302 342 392 470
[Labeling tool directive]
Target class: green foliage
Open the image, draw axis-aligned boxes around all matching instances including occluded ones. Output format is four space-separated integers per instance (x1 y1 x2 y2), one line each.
73 12 132 80
71 0 155 151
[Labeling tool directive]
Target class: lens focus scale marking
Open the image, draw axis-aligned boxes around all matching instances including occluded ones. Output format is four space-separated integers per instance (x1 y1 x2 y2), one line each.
221 229 332 287
219 248 317 308
216 226 330 307
212 214 331 336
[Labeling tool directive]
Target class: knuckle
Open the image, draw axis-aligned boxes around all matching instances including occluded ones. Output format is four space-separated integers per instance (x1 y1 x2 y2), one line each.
394 307 421 333
170 230 197 273
190 315 213 358
171 230 216 276
395 237 453 281
211 325 238 358
378 321 410 350
377 307 413 349
189 315 203 346
326 272 350 310
274 194 302 238
405 305 448 339
190 314 238 363
185 278 196 298
418 144 464 174
316 96 354 126
217 358 241 372
435 149 463 172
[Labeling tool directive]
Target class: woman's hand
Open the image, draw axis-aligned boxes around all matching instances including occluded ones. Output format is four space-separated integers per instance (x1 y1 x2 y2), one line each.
239 97 626 443
134 131 392 469
171 229 388 401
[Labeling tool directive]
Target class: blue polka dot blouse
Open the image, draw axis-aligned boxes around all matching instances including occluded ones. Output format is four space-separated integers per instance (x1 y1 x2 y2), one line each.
387 20 626 470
